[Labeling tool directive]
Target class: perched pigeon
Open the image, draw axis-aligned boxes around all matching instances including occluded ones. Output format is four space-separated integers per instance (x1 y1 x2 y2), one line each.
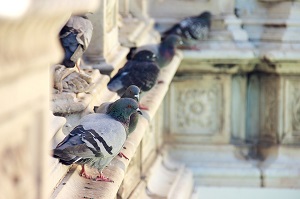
94 85 141 160
59 15 93 71
162 11 211 49
127 34 182 68
108 50 160 96
53 98 142 182
94 85 140 134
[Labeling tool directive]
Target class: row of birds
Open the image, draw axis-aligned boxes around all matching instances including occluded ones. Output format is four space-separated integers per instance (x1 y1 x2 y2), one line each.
53 11 212 182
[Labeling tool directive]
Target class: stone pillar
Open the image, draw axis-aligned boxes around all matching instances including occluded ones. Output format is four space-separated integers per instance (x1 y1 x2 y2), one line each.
85 0 128 75
0 1 98 198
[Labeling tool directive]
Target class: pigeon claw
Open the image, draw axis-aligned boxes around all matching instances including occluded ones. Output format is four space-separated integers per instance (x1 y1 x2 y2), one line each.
95 173 114 183
81 172 92 179
118 152 129 160
80 165 92 179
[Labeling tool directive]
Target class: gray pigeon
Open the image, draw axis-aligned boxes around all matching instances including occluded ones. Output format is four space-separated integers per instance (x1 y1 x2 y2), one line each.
162 11 211 49
94 85 141 160
59 15 93 71
53 98 142 182
94 85 140 134
108 50 160 96
127 35 182 68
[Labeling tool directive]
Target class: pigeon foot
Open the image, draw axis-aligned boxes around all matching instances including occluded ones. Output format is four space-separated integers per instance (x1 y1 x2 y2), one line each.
80 165 92 179
118 152 129 160
95 172 114 183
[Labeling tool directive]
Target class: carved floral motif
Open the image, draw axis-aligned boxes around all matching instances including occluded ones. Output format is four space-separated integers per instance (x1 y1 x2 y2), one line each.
171 80 222 135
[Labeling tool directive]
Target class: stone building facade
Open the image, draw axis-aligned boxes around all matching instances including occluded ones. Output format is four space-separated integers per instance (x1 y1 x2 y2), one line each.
1 0 300 198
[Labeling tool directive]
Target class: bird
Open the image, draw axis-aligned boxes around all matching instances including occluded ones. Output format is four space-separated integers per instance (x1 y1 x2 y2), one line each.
94 85 140 134
94 85 141 160
59 15 93 72
126 34 182 68
107 50 160 97
161 11 211 50
53 98 142 182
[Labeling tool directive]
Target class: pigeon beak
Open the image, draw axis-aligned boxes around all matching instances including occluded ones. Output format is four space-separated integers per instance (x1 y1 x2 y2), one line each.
134 94 139 101
136 108 143 115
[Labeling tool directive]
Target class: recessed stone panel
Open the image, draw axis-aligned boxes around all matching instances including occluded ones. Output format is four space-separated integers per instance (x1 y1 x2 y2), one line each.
168 75 231 144
282 77 300 144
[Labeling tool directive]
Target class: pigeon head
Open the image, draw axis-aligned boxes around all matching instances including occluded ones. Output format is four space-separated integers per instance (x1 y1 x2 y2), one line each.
107 98 142 123
162 34 183 48
121 85 140 102
132 50 157 62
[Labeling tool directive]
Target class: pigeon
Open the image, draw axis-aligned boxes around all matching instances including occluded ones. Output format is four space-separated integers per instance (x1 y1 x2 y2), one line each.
94 85 140 134
53 98 142 182
162 11 211 49
94 85 141 160
59 15 93 72
127 34 182 68
107 50 160 96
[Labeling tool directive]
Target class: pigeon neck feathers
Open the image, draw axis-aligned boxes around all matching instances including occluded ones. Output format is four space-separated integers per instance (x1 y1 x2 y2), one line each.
106 98 140 133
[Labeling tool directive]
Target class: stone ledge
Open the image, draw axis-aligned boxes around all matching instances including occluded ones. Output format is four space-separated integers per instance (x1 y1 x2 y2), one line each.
164 144 261 187
262 146 300 188
51 53 183 199
177 45 257 74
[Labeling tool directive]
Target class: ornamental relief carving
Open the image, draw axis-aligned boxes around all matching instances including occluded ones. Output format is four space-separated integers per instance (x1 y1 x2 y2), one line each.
171 80 223 135
261 77 278 138
290 81 300 134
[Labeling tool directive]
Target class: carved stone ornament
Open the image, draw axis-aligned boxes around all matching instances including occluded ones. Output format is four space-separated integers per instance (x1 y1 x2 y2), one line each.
291 83 300 134
170 79 223 135
283 78 300 144
260 76 279 143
